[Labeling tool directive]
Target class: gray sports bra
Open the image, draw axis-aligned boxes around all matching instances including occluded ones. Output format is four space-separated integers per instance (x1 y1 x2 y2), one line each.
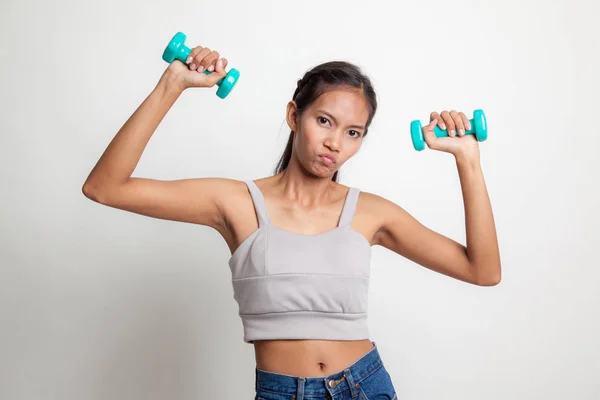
228 180 372 343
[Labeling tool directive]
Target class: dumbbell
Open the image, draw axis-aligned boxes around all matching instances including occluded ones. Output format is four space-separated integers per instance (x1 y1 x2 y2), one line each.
410 109 488 151
162 32 240 99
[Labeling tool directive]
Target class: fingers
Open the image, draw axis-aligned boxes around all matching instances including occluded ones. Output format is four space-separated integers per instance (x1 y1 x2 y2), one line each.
429 109 472 138
200 57 228 87
180 43 230 89
430 112 445 130
186 46 203 63
460 111 471 131
191 48 211 72
186 46 204 69
214 57 228 74
450 110 465 136
440 110 456 137
186 46 221 73
434 110 469 137
187 46 208 71
201 50 220 72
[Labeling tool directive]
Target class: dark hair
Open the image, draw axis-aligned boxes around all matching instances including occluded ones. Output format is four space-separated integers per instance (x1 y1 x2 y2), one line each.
273 61 378 182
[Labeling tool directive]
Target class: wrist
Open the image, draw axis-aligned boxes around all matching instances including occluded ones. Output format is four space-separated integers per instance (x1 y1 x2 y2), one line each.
454 150 480 167
157 68 187 95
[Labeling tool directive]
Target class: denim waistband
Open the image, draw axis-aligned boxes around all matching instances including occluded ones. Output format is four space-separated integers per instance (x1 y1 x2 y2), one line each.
255 341 383 398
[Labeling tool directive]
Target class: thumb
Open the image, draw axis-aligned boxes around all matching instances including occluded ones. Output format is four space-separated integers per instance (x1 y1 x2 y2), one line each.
422 119 439 149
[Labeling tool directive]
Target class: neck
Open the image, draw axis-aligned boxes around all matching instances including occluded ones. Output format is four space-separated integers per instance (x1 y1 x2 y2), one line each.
275 161 338 208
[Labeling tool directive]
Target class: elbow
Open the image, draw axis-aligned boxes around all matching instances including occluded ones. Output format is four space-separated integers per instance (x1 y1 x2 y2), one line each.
82 181 109 204
478 276 501 286
476 266 502 286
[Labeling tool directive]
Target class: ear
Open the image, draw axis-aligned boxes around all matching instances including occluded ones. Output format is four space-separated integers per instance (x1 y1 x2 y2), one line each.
285 101 298 132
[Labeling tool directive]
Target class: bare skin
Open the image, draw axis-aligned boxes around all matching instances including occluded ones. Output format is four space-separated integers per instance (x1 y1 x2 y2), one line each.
82 44 501 378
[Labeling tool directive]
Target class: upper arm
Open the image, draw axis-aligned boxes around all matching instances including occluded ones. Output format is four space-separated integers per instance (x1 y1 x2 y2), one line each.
83 177 238 231
369 193 479 285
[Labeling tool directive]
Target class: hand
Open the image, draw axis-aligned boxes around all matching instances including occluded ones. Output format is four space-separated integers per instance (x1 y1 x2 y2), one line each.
422 110 480 161
163 45 229 90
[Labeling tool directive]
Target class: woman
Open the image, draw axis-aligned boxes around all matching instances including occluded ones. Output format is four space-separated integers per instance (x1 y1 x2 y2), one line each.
82 43 501 400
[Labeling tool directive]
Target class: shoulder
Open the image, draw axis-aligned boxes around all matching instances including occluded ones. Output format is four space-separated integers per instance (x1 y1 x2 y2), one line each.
199 177 248 206
219 177 270 223
353 189 412 244
219 178 253 210
355 188 398 211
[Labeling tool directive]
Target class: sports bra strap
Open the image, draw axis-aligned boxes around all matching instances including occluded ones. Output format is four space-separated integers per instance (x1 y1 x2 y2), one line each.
338 187 360 228
245 180 272 227
246 181 359 228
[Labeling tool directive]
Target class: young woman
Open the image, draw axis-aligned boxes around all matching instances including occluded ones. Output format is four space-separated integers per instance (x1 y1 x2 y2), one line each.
82 43 501 400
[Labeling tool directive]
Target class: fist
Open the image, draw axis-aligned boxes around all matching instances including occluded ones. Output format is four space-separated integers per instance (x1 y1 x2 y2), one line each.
422 109 480 159
430 110 471 137
166 45 229 89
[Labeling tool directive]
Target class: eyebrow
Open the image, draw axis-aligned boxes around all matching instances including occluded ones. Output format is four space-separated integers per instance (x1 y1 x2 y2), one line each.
316 109 365 130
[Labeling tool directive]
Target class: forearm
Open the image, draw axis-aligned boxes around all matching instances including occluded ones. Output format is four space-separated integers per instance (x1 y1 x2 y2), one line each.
83 71 184 196
455 154 501 284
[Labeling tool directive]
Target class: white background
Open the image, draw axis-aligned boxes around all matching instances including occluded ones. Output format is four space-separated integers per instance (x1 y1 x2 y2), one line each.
1 0 599 399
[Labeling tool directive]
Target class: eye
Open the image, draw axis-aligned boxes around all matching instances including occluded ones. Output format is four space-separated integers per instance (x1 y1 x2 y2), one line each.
317 116 330 125
349 130 362 138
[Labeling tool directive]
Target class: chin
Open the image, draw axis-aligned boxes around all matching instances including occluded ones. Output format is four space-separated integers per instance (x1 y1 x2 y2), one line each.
307 164 335 179
320 167 340 179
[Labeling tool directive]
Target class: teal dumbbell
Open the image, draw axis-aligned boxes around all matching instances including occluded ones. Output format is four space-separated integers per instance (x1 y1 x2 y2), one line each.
410 109 488 151
162 32 240 99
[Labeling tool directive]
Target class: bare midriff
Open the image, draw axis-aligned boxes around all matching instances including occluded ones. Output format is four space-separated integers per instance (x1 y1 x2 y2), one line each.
253 339 375 377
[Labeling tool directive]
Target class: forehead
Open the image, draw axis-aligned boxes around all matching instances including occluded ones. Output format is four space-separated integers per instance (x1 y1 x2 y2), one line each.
309 88 370 123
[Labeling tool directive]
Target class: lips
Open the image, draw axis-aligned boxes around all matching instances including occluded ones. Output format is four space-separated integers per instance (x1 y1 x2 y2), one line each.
319 154 336 164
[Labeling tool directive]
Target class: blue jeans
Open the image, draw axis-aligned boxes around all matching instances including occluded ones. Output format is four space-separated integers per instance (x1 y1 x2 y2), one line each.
255 341 398 400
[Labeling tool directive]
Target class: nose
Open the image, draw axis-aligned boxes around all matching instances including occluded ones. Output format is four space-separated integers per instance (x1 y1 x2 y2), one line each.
324 129 342 151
